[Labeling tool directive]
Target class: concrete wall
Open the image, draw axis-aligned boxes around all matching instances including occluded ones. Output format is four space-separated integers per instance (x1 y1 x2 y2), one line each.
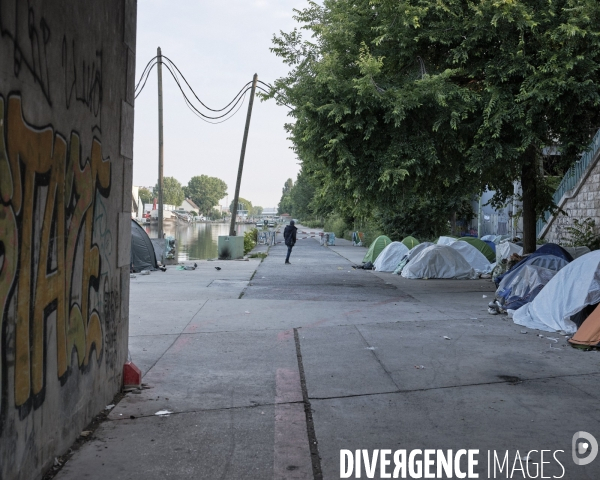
0 1 136 478
543 157 600 244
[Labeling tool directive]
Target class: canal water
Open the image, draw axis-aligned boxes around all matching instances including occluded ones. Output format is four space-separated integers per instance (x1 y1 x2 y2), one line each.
145 222 255 261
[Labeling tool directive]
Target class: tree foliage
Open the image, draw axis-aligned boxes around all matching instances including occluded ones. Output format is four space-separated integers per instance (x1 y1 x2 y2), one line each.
183 175 228 216
267 0 600 250
230 197 253 214
153 177 184 207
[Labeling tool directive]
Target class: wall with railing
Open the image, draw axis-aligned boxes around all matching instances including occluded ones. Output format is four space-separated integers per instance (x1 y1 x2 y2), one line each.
537 129 600 238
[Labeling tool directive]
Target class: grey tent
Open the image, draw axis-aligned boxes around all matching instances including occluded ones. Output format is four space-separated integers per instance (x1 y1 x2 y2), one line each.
131 220 158 272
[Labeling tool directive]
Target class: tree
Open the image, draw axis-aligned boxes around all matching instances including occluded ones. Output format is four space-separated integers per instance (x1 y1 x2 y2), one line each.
230 197 253 215
183 175 228 216
268 0 600 251
138 187 152 210
153 177 185 207
250 205 264 216
282 178 293 195
267 0 481 239
278 178 294 215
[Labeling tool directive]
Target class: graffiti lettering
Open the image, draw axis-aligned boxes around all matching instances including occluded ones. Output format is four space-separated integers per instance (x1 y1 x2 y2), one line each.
62 36 103 119
0 1 52 104
0 95 111 417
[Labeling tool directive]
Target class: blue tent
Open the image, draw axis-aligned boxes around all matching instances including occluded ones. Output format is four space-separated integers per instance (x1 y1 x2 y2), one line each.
494 243 573 286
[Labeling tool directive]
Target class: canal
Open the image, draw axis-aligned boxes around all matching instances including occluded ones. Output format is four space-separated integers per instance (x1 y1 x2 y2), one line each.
145 222 256 261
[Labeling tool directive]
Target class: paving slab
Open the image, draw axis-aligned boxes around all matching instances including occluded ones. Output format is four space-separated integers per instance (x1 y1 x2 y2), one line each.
183 299 451 335
354 320 600 391
58 404 312 480
128 335 179 378
109 329 301 418
298 325 398 398
311 378 600 479
128 300 206 336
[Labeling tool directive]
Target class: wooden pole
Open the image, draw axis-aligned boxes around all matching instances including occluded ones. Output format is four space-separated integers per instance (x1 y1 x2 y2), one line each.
157 47 165 245
229 74 258 236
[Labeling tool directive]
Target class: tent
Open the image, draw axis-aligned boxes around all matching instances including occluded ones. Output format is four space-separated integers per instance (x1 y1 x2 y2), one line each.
131 220 158 272
513 251 600 334
363 235 392 263
496 254 569 305
393 242 434 275
497 265 559 311
449 241 492 274
436 236 458 246
458 237 496 263
495 243 573 286
373 242 409 272
401 236 420 249
569 304 600 347
401 245 477 280
457 237 495 262
564 246 591 260
496 242 523 263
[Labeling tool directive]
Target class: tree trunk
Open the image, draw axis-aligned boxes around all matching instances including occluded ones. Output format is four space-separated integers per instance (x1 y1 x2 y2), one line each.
521 156 538 254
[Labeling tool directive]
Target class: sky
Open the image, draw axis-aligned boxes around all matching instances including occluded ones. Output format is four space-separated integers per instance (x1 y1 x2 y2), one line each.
133 0 305 209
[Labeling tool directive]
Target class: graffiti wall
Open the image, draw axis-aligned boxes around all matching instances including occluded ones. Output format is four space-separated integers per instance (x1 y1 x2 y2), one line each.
0 1 136 478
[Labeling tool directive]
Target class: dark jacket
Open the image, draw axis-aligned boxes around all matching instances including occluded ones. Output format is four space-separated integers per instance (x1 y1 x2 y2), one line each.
283 224 297 247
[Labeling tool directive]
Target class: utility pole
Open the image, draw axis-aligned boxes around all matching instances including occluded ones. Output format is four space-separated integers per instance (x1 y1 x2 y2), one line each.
229 73 258 237
157 47 165 244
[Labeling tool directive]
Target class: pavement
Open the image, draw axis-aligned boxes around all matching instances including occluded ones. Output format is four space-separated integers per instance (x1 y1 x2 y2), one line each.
56 227 600 480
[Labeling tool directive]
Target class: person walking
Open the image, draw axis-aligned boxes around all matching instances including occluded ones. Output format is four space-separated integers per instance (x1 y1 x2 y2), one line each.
283 220 297 264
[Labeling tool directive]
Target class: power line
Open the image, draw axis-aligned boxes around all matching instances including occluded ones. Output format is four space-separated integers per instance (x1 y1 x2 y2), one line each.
162 55 251 113
133 53 293 123
161 61 249 120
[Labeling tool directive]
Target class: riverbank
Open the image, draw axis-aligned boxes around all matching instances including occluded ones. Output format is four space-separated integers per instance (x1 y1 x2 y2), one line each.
56 226 600 479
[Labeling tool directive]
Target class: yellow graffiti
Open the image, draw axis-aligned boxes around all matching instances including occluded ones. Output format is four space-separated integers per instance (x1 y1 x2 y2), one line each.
0 95 111 409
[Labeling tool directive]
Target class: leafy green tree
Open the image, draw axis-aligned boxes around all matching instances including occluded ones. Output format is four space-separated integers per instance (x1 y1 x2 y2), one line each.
251 205 264 216
183 175 228 216
268 0 600 251
138 187 152 210
153 177 184 207
267 0 480 240
282 178 293 195
230 197 253 215
278 178 294 215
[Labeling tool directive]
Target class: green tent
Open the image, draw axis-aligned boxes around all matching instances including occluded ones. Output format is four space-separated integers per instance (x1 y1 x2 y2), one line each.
401 236 420 249
363 235 392 263
458 237 496 262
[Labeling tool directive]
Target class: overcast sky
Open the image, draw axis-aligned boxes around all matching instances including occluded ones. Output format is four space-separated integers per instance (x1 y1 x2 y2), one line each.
133 0 305 208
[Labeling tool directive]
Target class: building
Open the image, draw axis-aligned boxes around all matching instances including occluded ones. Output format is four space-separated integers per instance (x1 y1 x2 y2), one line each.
178 198 200 214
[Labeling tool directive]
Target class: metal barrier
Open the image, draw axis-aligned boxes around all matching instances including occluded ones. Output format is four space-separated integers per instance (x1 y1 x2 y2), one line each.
537 128 600 237
257 231 276 245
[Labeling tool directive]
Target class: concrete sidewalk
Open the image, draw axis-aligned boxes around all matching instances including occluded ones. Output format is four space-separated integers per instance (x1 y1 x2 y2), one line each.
56 229 600 480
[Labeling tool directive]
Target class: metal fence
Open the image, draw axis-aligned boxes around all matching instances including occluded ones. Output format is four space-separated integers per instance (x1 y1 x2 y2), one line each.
537 128 600 237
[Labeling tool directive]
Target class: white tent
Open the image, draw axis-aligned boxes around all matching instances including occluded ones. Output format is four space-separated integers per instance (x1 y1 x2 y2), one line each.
496 242 523 263
393 242 434 275
449 241 492 274
401 245 477 280
373 242 409 272
513 251 600 334
437 236 457 246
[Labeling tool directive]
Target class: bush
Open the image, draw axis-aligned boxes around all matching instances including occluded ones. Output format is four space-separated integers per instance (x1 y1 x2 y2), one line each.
323 214 349 239
303 219 325 229
244 228 257 254
564 218 600 250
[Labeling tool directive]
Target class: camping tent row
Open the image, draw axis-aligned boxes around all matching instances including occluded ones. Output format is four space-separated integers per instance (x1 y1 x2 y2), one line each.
366 235 494 279
509 249 600 346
